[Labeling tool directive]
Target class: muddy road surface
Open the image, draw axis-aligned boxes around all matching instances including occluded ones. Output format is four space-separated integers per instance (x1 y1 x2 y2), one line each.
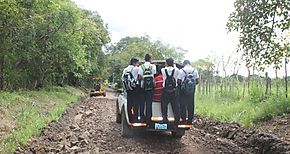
17 90 289 154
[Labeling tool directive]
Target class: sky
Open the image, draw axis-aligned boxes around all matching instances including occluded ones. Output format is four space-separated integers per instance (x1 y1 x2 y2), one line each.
72 0 287 77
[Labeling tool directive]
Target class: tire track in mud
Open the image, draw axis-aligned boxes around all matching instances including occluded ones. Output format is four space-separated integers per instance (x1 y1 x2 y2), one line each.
16 91 289 154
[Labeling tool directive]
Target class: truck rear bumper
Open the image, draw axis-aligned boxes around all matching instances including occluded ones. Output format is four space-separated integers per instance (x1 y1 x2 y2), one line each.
129 122 191 131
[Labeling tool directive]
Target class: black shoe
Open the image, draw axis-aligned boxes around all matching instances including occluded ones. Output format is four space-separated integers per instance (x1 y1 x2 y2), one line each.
146 121 152 127
180 120 186 125
140 117 146 123
186 120 193 125
162 116 168 123
174 121 179 126
146 117 152 124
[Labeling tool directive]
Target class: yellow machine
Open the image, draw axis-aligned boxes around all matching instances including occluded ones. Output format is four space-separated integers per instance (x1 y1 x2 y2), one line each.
90 77 106 97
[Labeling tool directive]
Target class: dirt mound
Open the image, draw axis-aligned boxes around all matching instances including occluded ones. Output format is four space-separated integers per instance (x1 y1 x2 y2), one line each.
193 115 290 154
256 114 290 143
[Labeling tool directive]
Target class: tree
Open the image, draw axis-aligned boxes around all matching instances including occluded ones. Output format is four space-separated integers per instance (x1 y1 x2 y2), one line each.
0 0 24 89
107 36 187 87
227 0 289 70
192 58 215 95
0 0 110 90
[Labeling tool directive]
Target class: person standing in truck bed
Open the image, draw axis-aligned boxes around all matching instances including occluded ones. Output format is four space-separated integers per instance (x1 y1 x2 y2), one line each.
177 60 199 125
153 65 163 103
122 58 140 123
161 58 180 124
138 54 156 124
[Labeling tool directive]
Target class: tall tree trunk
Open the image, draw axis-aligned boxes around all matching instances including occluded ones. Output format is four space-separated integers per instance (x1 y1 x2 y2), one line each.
230 78 233 95
236 75 240 97
198 75 201 94
269 78 272 95
285 58 288 98
214 77 217 95
209 79 211 95
275 67 278 96
247 67 251 94
265 72 269 95
202 79 205 95
243 80 246 98
206 79 208 95
220 79 223 96
0 55 4 90
224 79 227 95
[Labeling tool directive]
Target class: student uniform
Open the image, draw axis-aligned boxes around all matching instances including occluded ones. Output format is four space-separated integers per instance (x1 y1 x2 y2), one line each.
161 66 179 123
177 65 199 124
123 65 139 122
138 62 156 123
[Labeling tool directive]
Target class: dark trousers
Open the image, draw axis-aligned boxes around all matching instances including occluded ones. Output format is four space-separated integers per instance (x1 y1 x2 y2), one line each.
180 89 195 123
126 90 136 122
161 90 180 123
141 90 153 123
134 85 145 122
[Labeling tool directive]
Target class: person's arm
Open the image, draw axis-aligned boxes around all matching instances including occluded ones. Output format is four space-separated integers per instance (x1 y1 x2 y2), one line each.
177 69 183 86
138 66 142 80
122 68 127 78
174 68 179 80
152 64 156 75
161 68 165 87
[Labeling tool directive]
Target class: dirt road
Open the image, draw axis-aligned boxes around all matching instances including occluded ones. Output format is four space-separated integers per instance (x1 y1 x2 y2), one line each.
16 90 289 154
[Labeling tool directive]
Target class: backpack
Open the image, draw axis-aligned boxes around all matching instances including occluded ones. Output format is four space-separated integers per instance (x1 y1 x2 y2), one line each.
141 64 154 91
181 69 196 95
164 69 176 93
122 67 136 91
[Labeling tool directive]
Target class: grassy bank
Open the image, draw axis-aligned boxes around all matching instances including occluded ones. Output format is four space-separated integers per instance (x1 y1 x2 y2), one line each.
195 93 290 127
0 86 85 153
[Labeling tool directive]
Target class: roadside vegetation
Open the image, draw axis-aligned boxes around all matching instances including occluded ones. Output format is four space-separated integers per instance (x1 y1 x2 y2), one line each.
194 0 289 128
192 57 289 127
196 89 289 127
0 86 85 153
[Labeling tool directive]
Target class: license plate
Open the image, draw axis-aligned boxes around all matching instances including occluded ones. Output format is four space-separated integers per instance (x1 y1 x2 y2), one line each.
154 123 167 130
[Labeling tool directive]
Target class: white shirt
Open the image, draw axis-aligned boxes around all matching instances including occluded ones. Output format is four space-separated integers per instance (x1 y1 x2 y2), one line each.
123 65 139 81
161 66 179 87
138 62 156 77
177 65 199 82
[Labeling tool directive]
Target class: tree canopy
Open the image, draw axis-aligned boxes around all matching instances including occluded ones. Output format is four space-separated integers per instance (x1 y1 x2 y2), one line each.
227 0 289 70
0 0 187 90
0 0 110 90
107 36 187 87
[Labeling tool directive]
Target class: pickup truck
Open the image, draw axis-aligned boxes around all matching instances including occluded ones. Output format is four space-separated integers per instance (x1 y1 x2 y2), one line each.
115 92 191 138
115 60 191 138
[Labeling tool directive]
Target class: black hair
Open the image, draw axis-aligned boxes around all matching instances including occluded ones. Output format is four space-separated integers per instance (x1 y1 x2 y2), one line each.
166 58 174 67
144 54 151 62
183 60 191 65
130 58 139 65
156 65 162 75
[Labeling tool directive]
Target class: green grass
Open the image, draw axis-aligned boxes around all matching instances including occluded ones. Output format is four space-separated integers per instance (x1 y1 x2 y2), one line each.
195 89 290 127
0 86 85 154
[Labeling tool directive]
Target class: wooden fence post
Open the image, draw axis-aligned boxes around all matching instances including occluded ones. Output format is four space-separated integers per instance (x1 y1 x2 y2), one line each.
265 72 269 95
0 55 4 90
285 58 288 98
